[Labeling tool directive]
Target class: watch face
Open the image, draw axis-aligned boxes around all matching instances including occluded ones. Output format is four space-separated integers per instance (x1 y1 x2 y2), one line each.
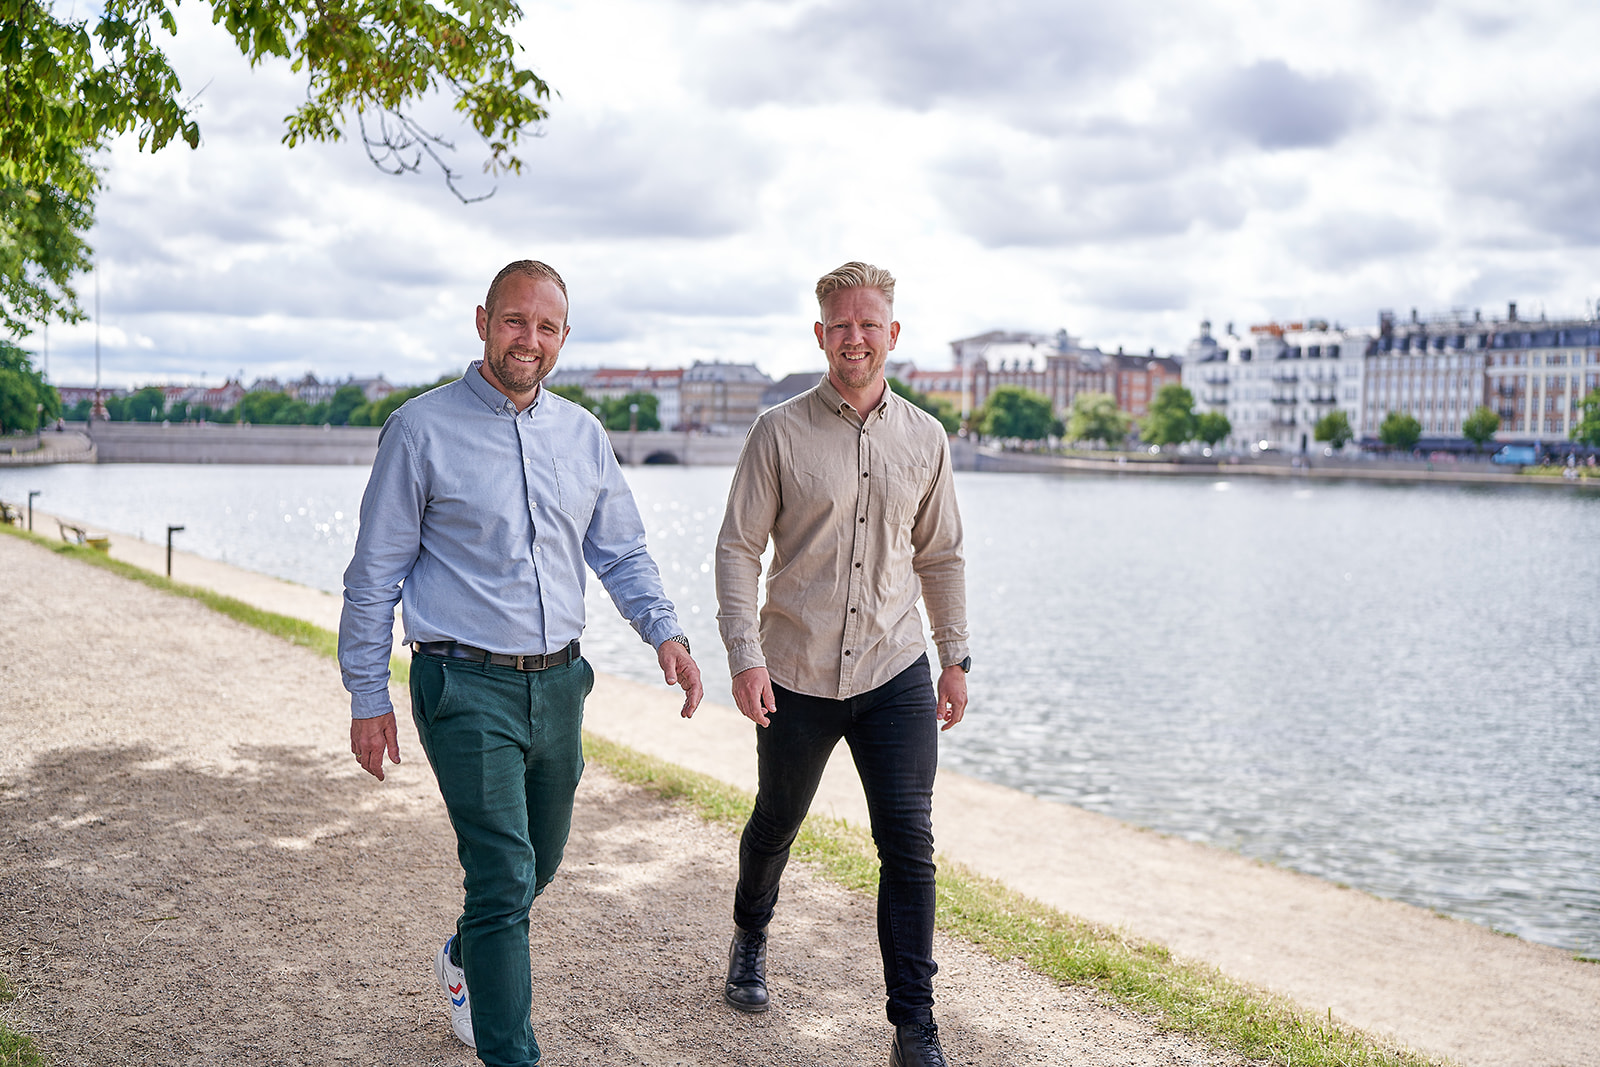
959 656 972 674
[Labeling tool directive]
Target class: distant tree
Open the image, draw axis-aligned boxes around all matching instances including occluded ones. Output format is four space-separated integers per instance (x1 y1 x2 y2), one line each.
1378 410 1422 453
1462 406 1501 451
0 341 60 432
601 391 661 432
889 377 959 433
1141 384 1197 448
549 384 596 409
235 390 306 424
127 386 168 422
325 385 367 426
350 374 458 427
1570 393 1600 447
1066 391 1131 447
1313 409 1353 450
67 398 92 421
103 394 131 421
1196 410 1232 448
977 385 1058 442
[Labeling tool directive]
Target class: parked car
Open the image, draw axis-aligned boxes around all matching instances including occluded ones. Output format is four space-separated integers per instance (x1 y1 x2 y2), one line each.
1491 445 1538 466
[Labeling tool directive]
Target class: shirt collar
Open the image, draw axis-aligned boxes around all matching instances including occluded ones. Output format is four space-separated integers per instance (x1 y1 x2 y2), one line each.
464 360 539 416
814 375 891 423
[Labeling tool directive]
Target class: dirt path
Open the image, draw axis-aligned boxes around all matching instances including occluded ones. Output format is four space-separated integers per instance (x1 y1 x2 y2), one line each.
0 532 1250 1066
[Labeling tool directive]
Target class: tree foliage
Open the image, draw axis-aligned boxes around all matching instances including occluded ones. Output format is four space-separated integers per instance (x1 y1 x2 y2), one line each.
1312 409 1353 449
1378 410 1422 452
547 386 663 430
977 385 1059 442
2 0 552 335
1569 394 1600 447
1195 410 1231 448
1462 406 1500 450
349 374 458 426
1141 384 1197 448
888 377 958 433
0 340 61 432
1065 391 1130 447
600 391 661 432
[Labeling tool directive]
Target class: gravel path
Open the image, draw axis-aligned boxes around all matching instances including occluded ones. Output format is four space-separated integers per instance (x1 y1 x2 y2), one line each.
0 532 1249 1066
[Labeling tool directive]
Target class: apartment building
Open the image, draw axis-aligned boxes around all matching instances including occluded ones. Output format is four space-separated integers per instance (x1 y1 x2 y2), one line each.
927 330 1179 426
1183 319 1369 452
1478 309 1599 442
678 361 772 432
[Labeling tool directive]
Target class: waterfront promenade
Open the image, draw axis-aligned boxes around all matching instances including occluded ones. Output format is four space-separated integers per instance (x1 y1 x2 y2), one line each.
2 513 1597 1065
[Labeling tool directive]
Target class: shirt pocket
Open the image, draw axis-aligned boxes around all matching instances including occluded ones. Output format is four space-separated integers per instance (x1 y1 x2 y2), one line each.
553 457 601 521
882 462 929 525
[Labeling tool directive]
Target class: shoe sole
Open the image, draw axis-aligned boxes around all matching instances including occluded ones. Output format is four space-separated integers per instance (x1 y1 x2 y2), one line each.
723 990 770 1014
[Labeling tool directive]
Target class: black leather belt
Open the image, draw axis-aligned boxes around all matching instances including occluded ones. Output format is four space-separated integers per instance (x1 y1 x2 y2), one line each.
413 639 580 672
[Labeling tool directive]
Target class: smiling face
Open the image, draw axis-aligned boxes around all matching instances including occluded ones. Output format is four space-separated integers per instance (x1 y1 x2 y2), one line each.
475 274 571 409
815 285 899 411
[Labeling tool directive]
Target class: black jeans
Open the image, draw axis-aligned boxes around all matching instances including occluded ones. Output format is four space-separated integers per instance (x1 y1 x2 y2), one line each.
734 655 939 1026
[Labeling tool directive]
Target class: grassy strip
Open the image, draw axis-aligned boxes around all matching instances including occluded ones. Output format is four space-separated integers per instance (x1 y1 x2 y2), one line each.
0 973 45 1067
583 735 1438 1067
7 522 1440 1067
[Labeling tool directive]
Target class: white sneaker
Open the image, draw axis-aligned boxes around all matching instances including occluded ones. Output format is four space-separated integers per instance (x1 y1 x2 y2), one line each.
434 935 476 1048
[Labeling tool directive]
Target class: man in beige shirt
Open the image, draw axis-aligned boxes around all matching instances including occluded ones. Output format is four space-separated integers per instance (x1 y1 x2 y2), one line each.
715 261 970 1067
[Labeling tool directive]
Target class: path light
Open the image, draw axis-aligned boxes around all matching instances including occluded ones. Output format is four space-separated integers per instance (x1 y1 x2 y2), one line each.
27 490 40 531
166 524 185 578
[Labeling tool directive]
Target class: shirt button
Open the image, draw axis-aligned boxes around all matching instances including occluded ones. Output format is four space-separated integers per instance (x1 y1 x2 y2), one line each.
531 502 538 509
862 471 869 477
534 545 541 553
844 650 852 656
850 607 857 614
854 562 861 568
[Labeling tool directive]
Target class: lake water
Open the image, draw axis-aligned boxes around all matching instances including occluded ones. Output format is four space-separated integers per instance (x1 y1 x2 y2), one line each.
4 463 1597 956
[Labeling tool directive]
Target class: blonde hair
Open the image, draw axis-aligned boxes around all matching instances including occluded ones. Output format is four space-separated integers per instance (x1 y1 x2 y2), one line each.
815 261 895 313
485 260 568 320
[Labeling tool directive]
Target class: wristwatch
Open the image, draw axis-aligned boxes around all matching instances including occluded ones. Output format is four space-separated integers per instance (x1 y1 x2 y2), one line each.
664 634 691 655
954 655 971 674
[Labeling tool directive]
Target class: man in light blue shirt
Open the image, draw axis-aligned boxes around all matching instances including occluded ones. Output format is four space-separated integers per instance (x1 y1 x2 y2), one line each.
340 259 701 1067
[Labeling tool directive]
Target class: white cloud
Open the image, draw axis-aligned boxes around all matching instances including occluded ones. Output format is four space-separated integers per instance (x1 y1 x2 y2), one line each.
34 0 1600 391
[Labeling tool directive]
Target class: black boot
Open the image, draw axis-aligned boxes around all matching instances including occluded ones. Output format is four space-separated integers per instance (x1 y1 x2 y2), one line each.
890 1019 950 1067
723 926 769 1013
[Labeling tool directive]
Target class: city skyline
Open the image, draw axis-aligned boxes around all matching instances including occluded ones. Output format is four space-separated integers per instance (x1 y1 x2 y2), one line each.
25 0 1600 395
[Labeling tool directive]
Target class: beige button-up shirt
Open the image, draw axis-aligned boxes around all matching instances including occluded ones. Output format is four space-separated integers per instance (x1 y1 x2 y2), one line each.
716 377 969 700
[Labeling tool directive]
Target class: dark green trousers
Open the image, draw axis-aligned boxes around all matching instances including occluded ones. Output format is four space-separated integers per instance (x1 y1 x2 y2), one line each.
410 652 592 1067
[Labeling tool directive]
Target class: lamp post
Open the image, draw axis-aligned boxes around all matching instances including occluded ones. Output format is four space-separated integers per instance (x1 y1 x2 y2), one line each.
27 490 39 531
166 524 185 578
628 402 639 464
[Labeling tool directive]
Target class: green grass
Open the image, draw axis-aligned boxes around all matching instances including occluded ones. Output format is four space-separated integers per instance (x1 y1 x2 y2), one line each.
0 973 45 1067
5 521 1444 1067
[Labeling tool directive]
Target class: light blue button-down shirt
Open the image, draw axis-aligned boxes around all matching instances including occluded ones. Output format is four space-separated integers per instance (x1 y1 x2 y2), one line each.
338 362 682 719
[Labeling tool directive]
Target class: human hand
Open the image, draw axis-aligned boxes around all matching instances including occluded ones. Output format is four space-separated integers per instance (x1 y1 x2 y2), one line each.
658 640 704 719
351 712 401 780
936 665 967 732
732 666 777 727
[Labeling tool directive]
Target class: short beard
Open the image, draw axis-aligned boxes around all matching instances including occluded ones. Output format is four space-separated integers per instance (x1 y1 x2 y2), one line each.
487 345 547 394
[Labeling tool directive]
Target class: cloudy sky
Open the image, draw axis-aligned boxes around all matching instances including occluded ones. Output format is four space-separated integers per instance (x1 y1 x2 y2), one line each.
40 0 1600 389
